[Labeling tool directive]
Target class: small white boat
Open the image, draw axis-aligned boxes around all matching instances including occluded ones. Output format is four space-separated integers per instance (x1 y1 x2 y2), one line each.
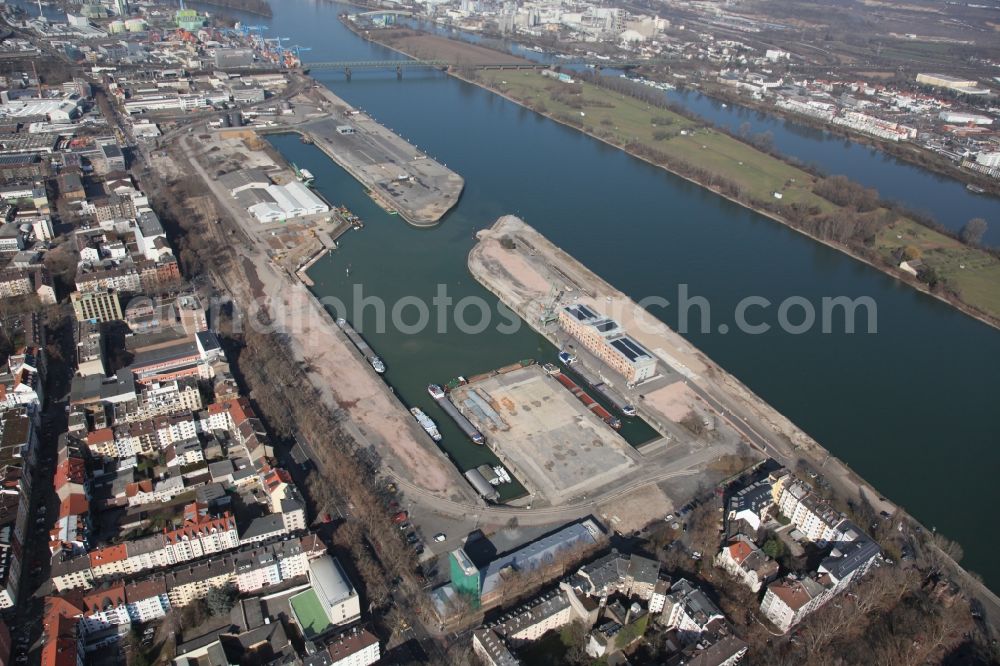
411 407 441 441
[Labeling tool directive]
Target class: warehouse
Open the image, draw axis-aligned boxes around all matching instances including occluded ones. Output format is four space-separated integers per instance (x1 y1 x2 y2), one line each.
249 181 328 223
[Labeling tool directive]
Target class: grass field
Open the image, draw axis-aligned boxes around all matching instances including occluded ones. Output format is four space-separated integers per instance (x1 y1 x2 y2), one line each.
477 70 834 210
877 220 1000 316
290 589 332 639
472 69 1000 323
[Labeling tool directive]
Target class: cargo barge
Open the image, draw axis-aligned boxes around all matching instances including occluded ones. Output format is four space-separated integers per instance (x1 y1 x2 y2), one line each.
551 372 621 430
427 384 485 445
336 318 386 374
561 361 637 417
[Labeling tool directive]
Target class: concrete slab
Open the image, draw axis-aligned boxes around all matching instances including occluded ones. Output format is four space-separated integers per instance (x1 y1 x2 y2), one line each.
450 365 639 506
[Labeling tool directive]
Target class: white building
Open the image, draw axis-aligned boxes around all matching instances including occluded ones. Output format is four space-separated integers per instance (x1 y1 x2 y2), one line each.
714 537 778 593
308 555 361 627
326 628 381 666
662 579 725 644
759 576 828 632
234 538 309 593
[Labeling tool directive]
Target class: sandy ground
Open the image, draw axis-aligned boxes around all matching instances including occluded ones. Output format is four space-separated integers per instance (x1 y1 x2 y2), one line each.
481 241 551 296
271 276 465 500
644 382 701 422
598 485 673 534
181 132 469 503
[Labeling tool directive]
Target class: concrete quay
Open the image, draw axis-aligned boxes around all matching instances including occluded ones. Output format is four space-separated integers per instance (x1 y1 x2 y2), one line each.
468 216 899 518
268 84 464 226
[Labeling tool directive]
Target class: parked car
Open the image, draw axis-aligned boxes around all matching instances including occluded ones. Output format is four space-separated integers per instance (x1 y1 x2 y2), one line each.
391 511 408 524
398 521 411 530
405 532 418 544
433 533 447 542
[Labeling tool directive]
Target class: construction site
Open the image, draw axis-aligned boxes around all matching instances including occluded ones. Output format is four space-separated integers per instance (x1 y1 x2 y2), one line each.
448 363 641 507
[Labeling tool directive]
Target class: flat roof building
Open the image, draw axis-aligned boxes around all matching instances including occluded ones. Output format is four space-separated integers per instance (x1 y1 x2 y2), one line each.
559 304 657 384
71 289 122 323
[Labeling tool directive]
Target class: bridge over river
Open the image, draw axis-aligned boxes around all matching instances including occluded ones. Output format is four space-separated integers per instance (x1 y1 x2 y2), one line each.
302 58 652 79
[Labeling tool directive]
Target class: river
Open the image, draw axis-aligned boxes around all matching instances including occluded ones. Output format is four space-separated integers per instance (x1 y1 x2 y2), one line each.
199 0 999 590
398 16 1000 246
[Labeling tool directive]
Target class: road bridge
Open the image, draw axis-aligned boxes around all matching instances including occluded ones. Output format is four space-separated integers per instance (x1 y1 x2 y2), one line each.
302 58 650 79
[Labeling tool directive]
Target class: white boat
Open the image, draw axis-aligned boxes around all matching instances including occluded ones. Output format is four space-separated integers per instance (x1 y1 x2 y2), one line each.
411 407 442 441
427 384 446 399
558 351 577 365
492 465 512 484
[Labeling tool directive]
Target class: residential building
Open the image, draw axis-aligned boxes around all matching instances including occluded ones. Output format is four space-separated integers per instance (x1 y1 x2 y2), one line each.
234 537 309 593
472 628 521 666
71 290 123 323
165 555 236 607
759 576 829 633
714 536 778 593
325 627 380 666
662 579 725 644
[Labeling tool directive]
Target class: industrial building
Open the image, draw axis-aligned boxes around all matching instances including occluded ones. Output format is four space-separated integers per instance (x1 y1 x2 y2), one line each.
249 181 329 223
915 73 990 95
559 304 657 384
447 519 603 608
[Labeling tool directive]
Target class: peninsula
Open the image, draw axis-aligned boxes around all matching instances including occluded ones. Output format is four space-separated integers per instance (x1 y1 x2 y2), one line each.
351 26 1000 330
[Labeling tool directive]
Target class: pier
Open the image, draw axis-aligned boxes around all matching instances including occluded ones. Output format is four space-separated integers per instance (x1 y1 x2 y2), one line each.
336 317 383 371
295 222 351 286
430 389 485 445
270 84 464 226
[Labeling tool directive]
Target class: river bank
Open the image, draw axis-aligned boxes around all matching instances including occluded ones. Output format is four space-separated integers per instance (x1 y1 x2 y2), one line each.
470 215 1000 636
381 16 1000 203
689 79 1000 198
342 25 1000 330
461 69 1000 331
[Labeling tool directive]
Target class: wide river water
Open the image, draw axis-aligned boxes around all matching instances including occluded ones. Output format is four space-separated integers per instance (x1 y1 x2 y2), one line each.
200 0 998 589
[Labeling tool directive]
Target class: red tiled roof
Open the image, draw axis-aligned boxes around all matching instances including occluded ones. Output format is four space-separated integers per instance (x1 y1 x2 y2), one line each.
768 580 813 611
125 480 153 497
164 512 235 544
54 458 86 490
42 596 83 666
89 543 128 568
59 493 89 518
727 540 755 565
82 584 126 613
86 428 114 445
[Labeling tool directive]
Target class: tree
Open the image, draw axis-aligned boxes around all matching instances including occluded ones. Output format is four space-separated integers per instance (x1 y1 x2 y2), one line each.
205 584 238 616
960 217 987 245
761 537 784 559
559 620 590 665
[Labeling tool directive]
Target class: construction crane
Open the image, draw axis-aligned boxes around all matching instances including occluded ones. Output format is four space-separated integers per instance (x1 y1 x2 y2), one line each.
284 45 311 68
264 36 288 55
241 24 268 46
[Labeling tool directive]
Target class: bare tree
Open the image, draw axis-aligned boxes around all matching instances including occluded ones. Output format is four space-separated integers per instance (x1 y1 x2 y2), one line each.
960 217 988 245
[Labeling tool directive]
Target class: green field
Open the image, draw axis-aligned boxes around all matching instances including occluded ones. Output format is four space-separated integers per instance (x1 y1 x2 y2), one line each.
876 220 1000 316
290 589 332 639
476 70 833 210
473 69 1000 323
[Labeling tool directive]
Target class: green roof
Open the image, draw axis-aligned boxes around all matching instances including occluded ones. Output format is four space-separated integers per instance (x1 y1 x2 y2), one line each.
290 588 332 639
